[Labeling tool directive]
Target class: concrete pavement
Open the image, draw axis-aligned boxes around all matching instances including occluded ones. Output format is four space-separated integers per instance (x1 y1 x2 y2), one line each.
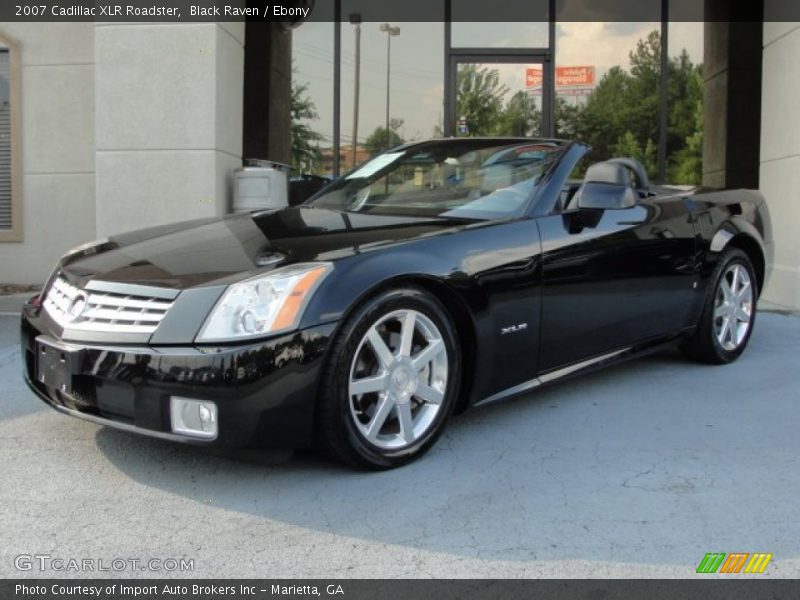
1 312 799 578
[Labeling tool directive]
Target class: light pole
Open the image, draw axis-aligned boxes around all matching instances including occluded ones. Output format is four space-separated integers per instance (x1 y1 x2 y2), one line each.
379 23 400 151
350 14 361 170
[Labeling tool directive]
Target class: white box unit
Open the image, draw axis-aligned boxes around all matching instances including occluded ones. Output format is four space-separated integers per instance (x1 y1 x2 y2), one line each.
233 160 290 213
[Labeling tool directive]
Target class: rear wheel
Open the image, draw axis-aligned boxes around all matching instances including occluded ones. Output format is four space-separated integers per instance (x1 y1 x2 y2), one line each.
681 248 757 364
317 287 461 469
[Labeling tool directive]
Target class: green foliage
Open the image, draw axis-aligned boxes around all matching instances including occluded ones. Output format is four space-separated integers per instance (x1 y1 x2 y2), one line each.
498 91 542 136
669 81 703 185
555 30 704 185
456 66 546 137
555 97 583 140
365 118 405 157
577 66 634 162
613 130 641 158
290 79 323 173
455 64 509 136
627 31 661 147
613 131 657 177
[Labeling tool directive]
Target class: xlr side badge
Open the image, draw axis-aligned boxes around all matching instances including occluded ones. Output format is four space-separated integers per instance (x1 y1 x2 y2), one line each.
500 323 528 335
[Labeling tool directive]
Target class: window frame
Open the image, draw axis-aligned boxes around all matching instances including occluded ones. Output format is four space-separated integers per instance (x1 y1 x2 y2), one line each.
0 31 22 243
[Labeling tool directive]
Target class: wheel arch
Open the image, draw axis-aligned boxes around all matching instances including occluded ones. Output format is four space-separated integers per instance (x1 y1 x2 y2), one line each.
326 273 478 415
711 226 766 297
727 234 766 297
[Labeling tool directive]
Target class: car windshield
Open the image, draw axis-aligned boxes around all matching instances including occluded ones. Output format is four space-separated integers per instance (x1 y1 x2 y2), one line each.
308 139 567 220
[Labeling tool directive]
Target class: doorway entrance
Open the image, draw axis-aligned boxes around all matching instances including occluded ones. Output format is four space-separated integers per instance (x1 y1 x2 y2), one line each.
445 52 553 138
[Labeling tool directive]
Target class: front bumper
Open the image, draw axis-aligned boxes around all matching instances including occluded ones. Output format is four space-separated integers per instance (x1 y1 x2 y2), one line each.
21 301 337 448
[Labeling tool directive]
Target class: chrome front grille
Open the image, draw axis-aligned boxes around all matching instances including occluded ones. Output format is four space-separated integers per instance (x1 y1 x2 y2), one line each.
43 276 174 334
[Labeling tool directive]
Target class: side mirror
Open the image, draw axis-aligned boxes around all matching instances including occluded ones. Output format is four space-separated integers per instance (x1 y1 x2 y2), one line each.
577 182 637 210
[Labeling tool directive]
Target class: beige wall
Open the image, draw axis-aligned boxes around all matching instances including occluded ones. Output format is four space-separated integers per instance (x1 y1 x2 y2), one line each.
94 23 243 236
0 22 244 284
0 24 95 283
761 20 800 310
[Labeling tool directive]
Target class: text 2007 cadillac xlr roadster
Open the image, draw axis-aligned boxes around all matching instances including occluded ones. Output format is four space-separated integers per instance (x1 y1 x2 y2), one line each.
21 138 772 468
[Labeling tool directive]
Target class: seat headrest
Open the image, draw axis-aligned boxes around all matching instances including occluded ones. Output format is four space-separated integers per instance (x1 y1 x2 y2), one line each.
583 161 631 186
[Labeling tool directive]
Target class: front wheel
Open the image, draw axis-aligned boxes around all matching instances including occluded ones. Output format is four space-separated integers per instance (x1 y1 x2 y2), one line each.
681 248 757 364
316 287 461 469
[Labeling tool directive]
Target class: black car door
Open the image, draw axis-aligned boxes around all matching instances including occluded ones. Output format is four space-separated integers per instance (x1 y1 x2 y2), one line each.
536 195 698 372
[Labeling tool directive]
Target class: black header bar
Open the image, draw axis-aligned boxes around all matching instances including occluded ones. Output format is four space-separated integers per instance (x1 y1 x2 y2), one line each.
0 0 795 22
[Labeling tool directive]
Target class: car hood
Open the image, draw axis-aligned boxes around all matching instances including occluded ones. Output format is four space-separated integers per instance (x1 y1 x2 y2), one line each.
60 207 470 290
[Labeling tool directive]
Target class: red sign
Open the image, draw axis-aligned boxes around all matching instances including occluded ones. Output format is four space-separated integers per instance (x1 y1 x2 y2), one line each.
525 66 596 90
557 66 595 87
525 67 543 89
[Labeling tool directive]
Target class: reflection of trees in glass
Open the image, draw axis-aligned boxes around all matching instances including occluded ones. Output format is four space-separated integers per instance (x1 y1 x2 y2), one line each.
291 78 323 173
670 86 703 184
456 65 546 137
667 52 703 184
365 118 405 157
613 131 657 176
500 91 542 136
456 64 509 136
555 30 704 184
555 97 582 140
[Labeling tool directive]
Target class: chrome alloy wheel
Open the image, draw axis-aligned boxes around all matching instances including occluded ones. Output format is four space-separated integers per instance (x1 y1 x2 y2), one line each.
348 309 449 450
714 263 754 351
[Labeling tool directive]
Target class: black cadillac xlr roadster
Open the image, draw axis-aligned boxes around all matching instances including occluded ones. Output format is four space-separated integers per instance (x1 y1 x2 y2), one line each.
22 138 772 468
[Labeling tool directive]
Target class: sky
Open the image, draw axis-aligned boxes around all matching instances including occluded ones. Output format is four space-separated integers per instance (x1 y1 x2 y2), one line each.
292 21 704 148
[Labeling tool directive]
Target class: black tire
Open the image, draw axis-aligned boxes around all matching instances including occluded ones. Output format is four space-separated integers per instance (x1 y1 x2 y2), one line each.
681 248 758 364
316 287 461 469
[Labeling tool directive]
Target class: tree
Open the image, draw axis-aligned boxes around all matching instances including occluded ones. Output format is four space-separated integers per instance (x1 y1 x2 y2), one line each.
667 54 703 183
668 51 702 152
499 91 542 136
364 118 404 157
613 131 657 177
455 64 508 136
567 30 703 184
669 89 703 184
626 30 661 147
555 96 584 140
613 130 642 158
290 80 323 173
580 66 634 162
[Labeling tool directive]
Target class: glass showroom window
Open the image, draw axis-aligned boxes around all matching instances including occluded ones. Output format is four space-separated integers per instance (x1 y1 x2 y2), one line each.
340 1 445 172
0 36 20 242
555 22 661 179
449 0 549 48
450 22 549 50
667 21 704 185
340 21 445 167
291 21 335 176
447 0 550 139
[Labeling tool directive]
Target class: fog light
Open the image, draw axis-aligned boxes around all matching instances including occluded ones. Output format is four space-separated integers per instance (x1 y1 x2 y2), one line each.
170 397 218 439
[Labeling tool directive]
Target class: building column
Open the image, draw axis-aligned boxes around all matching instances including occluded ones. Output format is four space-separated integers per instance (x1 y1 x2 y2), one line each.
94 23 243 236
701 16 763 190
242 21 292 164
759 17 800 309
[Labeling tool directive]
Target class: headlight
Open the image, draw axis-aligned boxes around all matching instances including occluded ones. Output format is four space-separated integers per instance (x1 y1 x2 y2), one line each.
196 262 332 342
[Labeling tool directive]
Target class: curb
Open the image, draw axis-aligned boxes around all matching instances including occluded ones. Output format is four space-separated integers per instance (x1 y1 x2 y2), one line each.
0 293 32 314
759 300 799 316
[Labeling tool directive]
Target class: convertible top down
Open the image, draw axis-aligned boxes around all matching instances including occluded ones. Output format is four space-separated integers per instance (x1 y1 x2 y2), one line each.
22 138 772 468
